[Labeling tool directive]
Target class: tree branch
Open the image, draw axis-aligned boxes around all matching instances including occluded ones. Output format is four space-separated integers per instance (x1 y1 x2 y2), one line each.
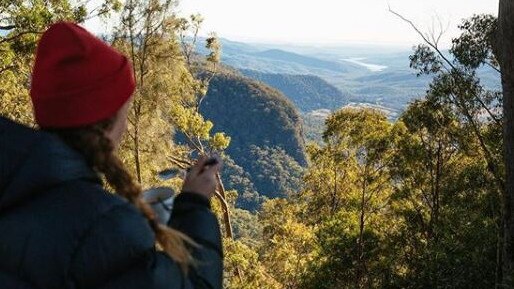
0 65 15 75
0 30 42 45
389 6 503 126
0 25 15 30
486 61 502 74
388 6 454 67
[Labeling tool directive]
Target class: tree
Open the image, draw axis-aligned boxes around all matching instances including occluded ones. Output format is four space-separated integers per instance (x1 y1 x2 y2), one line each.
113 1 241 277
300 108 397 289
391 99 498 289
223 238 281 289
326 109 397 289
259 198 315 289
390 10 506 287
171 15 237 241
113 0 194 186
0 0 120 124
497 0 514 287
389 10 504 192
392 101 460 288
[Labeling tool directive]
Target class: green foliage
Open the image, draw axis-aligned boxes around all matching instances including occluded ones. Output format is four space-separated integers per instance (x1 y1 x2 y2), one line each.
301 111 328 144
259 198 315 289
112 0 230 188
200 70 307 208
451 14 498 69
246 145 304 198
1 7 505 289
112 0 192 185
205 34 221 63
0 0 118 124
231 208 263 248
302 211 390 289
300 108 399 289
219 155 262 210
295 14 503 289
409 44 442 76
223 238 282 289
409 13 503 193
388 99 499 289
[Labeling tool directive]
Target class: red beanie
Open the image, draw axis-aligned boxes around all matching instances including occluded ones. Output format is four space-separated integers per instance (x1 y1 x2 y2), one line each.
30 22 135 128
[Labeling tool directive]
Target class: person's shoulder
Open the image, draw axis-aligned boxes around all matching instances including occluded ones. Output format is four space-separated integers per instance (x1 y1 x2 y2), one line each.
0 116 36 134
68 181 155 251
65 181 157 283
44 178 150 243
52 179 130 215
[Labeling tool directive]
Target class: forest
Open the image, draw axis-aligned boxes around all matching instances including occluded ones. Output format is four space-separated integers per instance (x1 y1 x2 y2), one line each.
1 0 514 288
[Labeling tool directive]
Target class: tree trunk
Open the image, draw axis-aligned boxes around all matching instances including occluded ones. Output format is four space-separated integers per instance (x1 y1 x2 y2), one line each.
356 173 367 289
498 1 514 287
133 113 142 184
214 173 242 281
215 172 234 238
332 156 338 213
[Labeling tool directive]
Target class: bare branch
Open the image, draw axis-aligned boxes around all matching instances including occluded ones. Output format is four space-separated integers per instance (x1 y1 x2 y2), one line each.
389 7 502 126
388 7 454 67
167 154 192 167
84 9 111 21
0 65 15 75
167 156 190 170
389 6 435 47
0 30 43 45
0 25 15 30
180 131 204 152
486 61 502 74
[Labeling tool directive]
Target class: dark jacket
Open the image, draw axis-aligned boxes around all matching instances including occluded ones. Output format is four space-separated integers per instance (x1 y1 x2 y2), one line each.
0 116 223 289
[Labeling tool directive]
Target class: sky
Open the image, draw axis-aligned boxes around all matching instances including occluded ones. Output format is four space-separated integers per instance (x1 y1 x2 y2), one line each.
85 0 499 48
176 0 498 47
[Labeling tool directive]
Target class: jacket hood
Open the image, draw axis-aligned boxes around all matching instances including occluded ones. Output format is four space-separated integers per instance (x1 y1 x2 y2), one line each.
0 117 100 211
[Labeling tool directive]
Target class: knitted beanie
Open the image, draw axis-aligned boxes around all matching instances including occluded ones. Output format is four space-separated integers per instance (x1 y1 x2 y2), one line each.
30 21 135 128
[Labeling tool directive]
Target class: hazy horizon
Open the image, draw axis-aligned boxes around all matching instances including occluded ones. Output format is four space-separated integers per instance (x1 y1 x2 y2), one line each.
178 0 498 48
84 0 499 49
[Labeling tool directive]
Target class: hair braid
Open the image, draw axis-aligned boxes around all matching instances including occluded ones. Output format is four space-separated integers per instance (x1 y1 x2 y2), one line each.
47 118 193 272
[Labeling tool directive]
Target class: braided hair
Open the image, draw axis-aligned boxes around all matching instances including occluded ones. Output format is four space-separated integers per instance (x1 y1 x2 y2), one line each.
47 118 193 272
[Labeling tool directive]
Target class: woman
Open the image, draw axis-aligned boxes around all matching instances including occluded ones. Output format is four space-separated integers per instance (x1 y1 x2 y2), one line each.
0 22 222 289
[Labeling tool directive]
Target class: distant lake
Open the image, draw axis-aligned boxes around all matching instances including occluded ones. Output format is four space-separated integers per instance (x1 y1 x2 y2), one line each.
341 58 388 72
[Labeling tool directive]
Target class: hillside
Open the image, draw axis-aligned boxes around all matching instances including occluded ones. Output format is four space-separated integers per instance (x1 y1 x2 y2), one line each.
206 38 437 113
218 46 366 76
200 71 307 209
252 49 353 73
240 69 348 112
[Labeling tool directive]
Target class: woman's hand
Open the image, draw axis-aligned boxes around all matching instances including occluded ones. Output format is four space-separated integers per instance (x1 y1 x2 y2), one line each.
181 156 222 199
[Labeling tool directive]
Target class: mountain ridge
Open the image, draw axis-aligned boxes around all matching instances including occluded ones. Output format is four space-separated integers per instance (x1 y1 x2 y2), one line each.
240 69 348 112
